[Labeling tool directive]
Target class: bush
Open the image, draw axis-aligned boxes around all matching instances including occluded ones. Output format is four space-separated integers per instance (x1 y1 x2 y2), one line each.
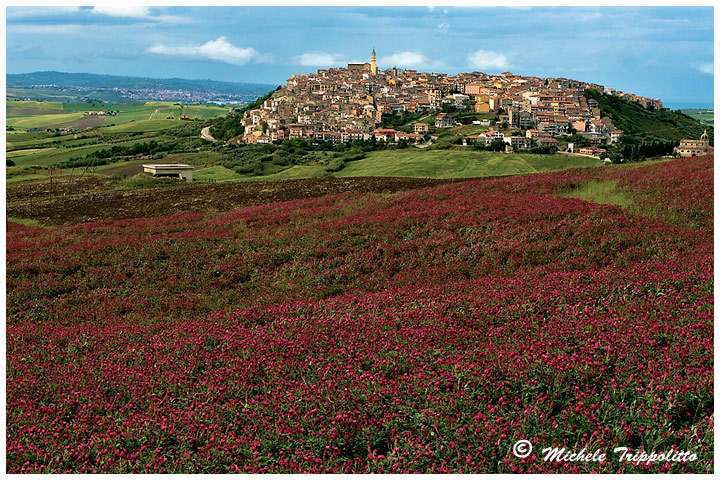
325 157 346 172
272 152 291 166
530 146 558 154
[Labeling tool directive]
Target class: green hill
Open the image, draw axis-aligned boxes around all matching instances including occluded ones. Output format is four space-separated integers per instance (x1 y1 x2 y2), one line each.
584 89 712 143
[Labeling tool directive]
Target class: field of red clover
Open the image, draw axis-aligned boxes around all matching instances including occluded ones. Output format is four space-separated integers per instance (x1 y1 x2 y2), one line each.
6 155 713 473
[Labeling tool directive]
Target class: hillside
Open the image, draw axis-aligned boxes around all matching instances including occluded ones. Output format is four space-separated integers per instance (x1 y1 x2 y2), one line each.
584 88 712 143
7 71 276 96
6 156 713 473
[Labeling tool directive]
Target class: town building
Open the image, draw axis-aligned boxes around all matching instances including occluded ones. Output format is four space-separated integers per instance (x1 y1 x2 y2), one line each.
414 123 429 133
236 49 652 147
435 113 455 128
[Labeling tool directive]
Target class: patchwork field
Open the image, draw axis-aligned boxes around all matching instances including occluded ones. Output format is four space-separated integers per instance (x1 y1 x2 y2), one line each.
6 155 713 473
6 99 227 132
682 109 714 125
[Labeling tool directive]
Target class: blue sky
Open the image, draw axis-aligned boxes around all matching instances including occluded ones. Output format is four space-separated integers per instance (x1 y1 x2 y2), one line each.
6 5 715 108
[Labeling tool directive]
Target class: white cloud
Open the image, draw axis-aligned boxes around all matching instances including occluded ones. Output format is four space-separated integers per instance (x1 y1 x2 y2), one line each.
92 6 151 18
91 6 191 23
148 37 258 66
698 62 714 75
438 21 450 32
295 52 344 67
7 7 81 18
379 51 430 68
468 49 510 71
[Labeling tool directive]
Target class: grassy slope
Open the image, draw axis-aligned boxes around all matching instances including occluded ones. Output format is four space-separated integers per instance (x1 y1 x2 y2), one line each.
6 98 64 110
336 150 602 178
100 119 185 133
7 139 152 167
190 150 602 183
7 112 86 129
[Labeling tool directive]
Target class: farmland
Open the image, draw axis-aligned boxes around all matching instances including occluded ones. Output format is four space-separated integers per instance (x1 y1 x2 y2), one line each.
5 99 226 184
6 98 605 186
6 155 713 473
682 109 714 125
6 99 228 131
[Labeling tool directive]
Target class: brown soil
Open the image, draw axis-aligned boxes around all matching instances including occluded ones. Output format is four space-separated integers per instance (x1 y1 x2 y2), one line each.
6 176 109 202
7 177 461 226
42 115 105 131
101 163 145 178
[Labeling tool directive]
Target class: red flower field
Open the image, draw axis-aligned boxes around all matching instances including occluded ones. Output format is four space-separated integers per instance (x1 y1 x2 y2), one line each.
6 156 713 473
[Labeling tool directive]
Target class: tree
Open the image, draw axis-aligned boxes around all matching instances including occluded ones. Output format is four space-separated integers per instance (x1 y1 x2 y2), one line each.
489 139 506 152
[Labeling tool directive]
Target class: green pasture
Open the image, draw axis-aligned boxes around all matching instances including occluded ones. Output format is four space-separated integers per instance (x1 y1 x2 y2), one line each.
6 98 64 111
335 150 603 179
7 112 86 129
147 104 229 120
8 139 153 168
6 100 227 133
194 165 245 182
682 109 714 125
192 149 604 184
101 119 185 133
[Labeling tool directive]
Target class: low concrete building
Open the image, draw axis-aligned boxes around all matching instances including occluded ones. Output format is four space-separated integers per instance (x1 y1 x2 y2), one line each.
143 164 194 182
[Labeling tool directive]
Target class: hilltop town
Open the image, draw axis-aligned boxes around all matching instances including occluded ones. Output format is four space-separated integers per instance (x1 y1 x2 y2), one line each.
240 49 664 153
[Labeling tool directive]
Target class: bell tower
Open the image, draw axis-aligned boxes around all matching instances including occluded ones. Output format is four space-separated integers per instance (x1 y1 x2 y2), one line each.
370 48 377 75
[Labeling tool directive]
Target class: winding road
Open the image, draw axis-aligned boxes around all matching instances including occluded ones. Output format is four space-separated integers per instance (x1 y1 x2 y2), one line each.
201 126 217 142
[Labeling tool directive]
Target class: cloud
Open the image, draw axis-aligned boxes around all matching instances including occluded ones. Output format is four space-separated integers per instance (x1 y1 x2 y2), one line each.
92 6 151 18
295 52 344 67
7 7 81 18
90 6 191 23
698 62 713 75
467 49 510 71
148 37 258 66
379 51 430 68
438 21 450 32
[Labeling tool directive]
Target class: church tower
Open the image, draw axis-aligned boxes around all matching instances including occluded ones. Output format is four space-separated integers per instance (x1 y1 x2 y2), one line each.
701 129 709 146
370 48 377 75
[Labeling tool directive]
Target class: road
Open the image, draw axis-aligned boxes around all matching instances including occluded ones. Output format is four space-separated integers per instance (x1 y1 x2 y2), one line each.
201 126 216 142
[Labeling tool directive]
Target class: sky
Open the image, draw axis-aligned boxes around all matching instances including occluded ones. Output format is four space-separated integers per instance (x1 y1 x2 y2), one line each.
5 5 715 108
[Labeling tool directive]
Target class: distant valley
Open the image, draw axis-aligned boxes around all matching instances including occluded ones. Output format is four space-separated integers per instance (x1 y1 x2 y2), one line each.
7 71 278 105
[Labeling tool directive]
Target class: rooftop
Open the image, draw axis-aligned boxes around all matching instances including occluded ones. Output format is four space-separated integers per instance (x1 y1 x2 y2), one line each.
143 164 193 169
